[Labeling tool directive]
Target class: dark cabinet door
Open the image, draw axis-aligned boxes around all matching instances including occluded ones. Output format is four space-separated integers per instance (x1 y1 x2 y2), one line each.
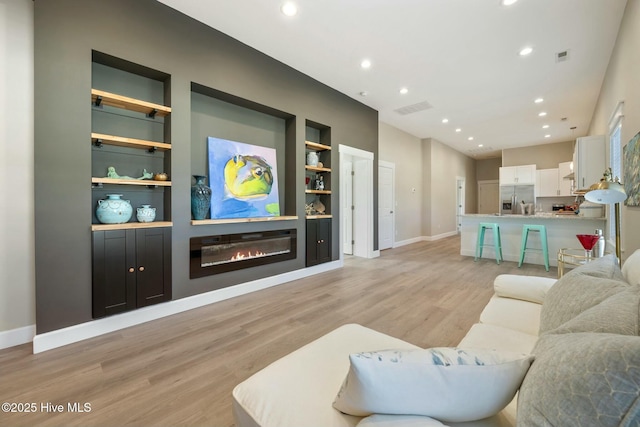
306 219 331 266
93 228 171 318
92 230 137 318
136 227 172 307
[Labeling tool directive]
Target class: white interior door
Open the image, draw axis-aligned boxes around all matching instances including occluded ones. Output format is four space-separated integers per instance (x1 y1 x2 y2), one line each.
342 159 353 255
378 162 395 250
456 177 465 232
353 159 369 257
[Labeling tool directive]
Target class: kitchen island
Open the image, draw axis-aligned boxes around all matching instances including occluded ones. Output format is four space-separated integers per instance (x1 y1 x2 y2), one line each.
460 213 606 268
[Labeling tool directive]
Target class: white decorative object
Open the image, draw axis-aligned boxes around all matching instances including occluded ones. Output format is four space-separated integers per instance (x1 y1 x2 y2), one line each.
136 204 156 222
306 151 319 166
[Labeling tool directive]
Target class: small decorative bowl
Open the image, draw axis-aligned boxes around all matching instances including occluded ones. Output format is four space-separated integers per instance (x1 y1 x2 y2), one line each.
154 172 169 181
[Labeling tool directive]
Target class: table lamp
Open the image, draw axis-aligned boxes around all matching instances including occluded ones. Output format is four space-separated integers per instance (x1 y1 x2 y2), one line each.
584 168 627 264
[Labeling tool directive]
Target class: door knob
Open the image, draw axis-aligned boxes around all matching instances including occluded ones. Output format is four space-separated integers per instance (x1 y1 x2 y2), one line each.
128 267 134 273
138 266 145 272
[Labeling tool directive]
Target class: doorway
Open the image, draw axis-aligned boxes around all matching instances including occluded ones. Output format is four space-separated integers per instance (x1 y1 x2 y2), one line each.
339 145 375 259
378 161 395 250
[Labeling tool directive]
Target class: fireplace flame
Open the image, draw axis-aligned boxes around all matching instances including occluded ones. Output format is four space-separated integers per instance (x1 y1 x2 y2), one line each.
231 250 266 261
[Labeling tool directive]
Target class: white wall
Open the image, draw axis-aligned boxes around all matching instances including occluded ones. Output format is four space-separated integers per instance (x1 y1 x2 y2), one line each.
378 122 423 244
588 0 640 261
0 0 35 346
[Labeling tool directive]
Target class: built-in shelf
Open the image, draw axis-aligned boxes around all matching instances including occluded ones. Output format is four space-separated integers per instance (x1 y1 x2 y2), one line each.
305 141 331 151
306 215 333 219
92 132 171 151
305 165 331 173
91 221 173 231
91 89 171 117
191 216 298 225
91 177 172 186
305 189 331 195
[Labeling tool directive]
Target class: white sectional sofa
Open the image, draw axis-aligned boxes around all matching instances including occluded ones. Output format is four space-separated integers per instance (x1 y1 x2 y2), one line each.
232 252 640 427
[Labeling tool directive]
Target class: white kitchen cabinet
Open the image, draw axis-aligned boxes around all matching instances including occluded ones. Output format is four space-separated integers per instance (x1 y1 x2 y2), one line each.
558 161 573 196
537 168 559 197
573 135 605 191
500 164 536 185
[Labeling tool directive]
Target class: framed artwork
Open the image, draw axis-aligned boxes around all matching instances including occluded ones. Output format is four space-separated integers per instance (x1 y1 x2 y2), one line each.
207 136 281 219
623 131 640 206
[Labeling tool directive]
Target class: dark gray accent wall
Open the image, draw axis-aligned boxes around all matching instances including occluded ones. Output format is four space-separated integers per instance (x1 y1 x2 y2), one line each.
34 0 378 333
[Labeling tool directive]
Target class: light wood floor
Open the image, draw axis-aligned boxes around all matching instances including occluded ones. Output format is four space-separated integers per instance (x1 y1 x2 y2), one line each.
0 236 555 427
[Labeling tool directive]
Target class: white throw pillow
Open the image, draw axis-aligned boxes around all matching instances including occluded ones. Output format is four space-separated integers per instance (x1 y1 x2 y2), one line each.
333 348 534 423
357 414 447 427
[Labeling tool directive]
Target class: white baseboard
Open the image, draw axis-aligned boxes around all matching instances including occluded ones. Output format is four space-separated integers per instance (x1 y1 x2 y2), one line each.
394 232 458 248
33 260 343 354
0 324 35 350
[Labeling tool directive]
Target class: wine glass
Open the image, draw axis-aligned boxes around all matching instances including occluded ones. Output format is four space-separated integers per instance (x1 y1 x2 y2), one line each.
576 234 600 262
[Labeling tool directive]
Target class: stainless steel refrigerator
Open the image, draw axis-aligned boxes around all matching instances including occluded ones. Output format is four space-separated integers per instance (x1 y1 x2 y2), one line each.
500 185 535 214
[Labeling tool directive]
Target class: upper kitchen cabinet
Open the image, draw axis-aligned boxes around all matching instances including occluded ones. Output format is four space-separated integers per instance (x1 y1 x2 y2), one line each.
536 162 573 197
499 164 536 185
573 135 605 192
558 161 573 196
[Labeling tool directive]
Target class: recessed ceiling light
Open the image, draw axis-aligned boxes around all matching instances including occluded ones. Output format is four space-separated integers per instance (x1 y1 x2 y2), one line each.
478 144 484 147
538 112 547 117
534 98 544 103
360 59 372 69
455 128 462 133
519 47 533 56
545 134 551 138
400 87 408 95
359 91 368 96
468 136 474 141
281 2 297 16
442 118 449 124
502 0 518 5
542 124 549 129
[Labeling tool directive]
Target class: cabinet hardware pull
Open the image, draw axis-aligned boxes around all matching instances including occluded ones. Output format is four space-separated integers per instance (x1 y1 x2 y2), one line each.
128 267 135 273
139 266 145 272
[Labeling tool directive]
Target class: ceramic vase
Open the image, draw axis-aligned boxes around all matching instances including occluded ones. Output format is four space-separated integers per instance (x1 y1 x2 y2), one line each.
191 175 212 220
306 151 319 166
136 204 156 223
96 194 133 224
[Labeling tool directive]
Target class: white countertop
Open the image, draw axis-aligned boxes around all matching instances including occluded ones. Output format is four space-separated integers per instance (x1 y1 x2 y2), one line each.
461 213 605 220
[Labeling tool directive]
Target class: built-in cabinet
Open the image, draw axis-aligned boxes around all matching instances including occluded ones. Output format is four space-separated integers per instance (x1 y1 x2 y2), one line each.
536 161 573 197
92 228 171 318
306 218 331 266
91 53 172 318
499 164 536 185
573 135 606 191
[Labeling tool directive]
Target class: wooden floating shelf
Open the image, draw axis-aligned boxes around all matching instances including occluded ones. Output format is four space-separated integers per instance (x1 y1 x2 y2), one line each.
306 215 333 219
92 132 171 151
305 141 331 151
91 89 171 117
92 177 172 186
305 189 331 195
191 216 298 225
91 221 173 231
305 165 331 172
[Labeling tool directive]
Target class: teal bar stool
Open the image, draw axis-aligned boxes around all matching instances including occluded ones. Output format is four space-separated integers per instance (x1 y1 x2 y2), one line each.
518 224 550 271
475 223 503 264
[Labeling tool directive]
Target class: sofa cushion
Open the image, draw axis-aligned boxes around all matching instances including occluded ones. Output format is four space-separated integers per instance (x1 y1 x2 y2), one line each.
622 249 640 286
539 255 629 334
493 274 556 305
333 348 533 423
232 324 420 427
549 286 640 336
479 295 543 336
517 332 640 427
459 323 538 355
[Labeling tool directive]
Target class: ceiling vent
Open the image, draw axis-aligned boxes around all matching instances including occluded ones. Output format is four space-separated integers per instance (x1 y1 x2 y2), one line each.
467 146 495 155
394 101 433 115
556 50 570 63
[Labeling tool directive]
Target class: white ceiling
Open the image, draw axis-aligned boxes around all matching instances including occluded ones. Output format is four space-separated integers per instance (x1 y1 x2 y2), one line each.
157 0 627 159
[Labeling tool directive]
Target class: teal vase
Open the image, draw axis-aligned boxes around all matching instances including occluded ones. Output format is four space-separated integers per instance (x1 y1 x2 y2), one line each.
191 175 212 220
96 194 133 224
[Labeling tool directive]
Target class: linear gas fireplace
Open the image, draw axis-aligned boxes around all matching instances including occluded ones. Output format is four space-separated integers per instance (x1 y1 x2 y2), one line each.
190 229 297 278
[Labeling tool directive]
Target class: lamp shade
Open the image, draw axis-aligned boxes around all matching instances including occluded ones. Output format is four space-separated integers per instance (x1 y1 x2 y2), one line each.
585 180 627 204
